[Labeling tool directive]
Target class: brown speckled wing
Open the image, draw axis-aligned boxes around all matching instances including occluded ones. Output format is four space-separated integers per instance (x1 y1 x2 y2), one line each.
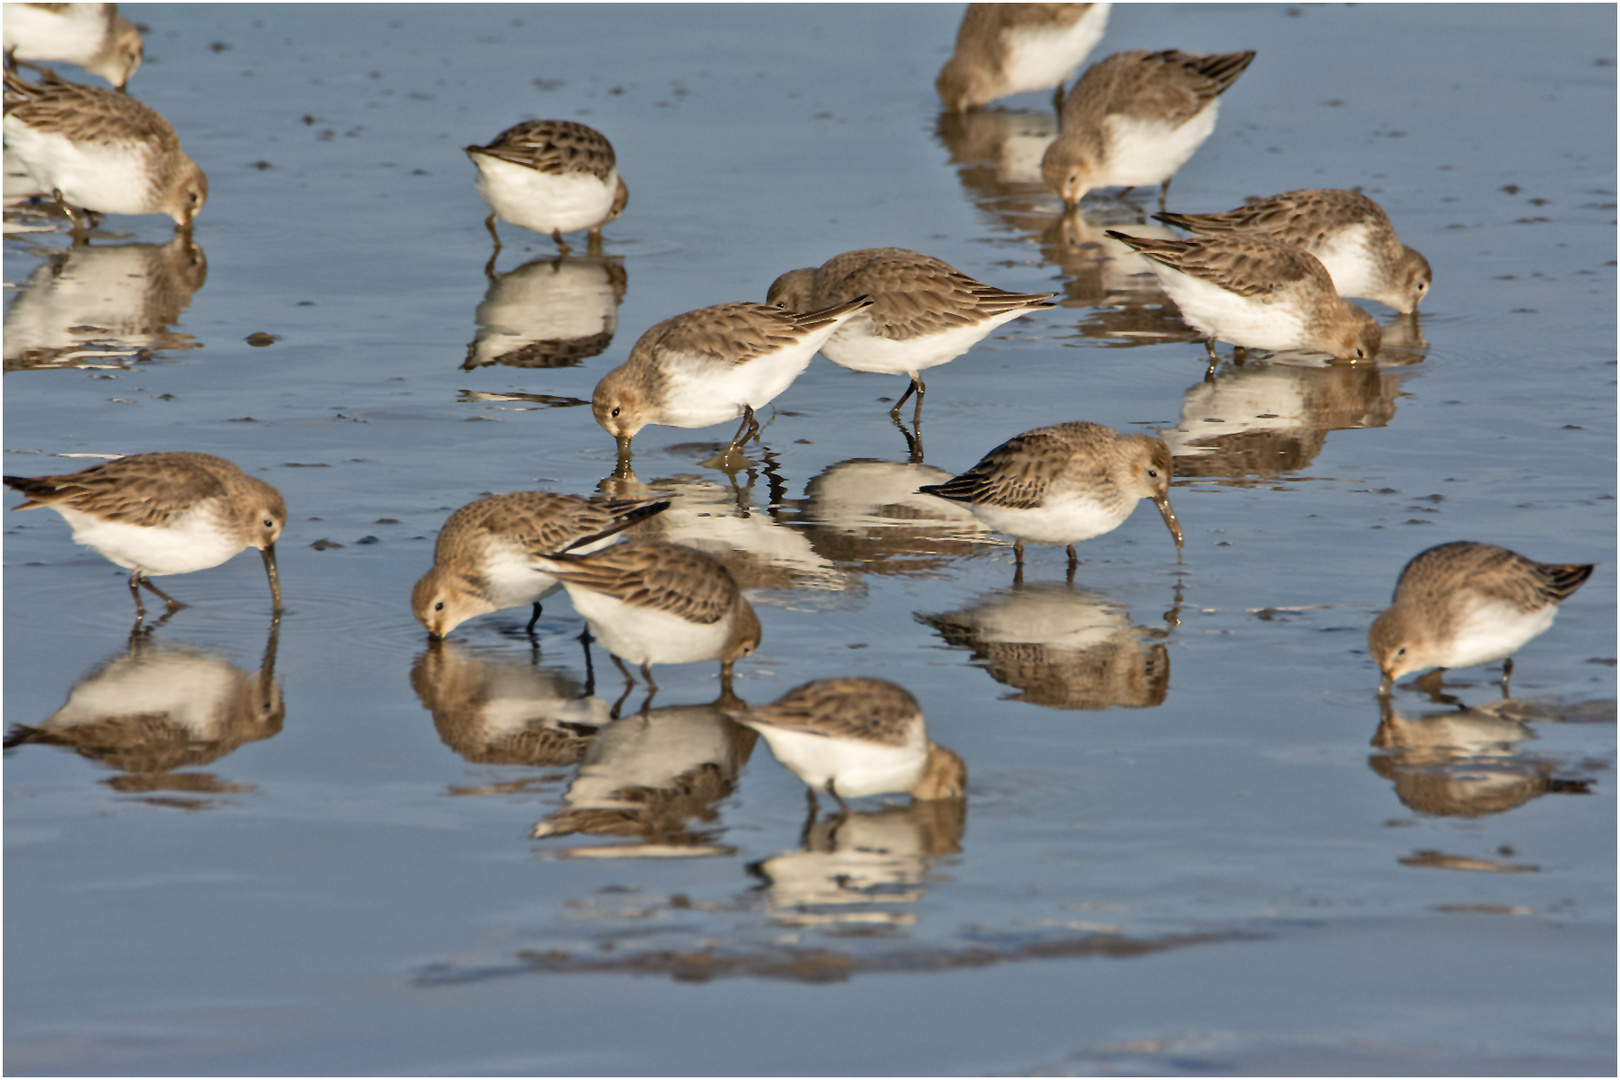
1073 48 1254 126
815 249 1055 339
4 69 178 148
641 299 868 368
922 423 1106 509
1107 231 1329 298
5 452 232 527
735 678 921 747
1157 189 1387 248
1396 542 1594 613
544 542 738 625
470 119 616 180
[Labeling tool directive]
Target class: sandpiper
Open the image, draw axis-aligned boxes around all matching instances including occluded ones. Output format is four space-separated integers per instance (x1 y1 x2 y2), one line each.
5 452 285 617
412 491 670 638
936 3 1111 113
1106 229 1382 369
532 540 761 696
919 421 1182 577
592 296 873 461
3 3 143 91
1368 542 1594 697
3 68 207 230
727 678 966 811
766 247 1055 420
465 118 628 258
1040 48 1255 211
1156 188 1431 314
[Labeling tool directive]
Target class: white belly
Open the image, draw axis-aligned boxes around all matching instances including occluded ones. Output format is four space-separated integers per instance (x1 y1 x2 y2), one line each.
820 308 1030 376
2 5 105 65
753 725 925 799
653 339 822 428
472 156 617 235
1149 266 1308 351
998 5 1110 95
967 489 1134 546
1308 224 1378 300
55 505 243 576
1440 597 1559 670
3 121 156 216
564 589 734 667
1099 106 1219 187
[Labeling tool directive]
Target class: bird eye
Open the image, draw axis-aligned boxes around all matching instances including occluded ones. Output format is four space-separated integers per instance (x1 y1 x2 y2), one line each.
1354 349 1365 359
1395 646 1406 656
610 406 621 418
263 517 274 528
434 601 444 612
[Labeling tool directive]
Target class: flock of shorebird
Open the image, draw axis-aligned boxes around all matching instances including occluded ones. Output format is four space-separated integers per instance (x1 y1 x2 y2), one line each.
1 4 1596 816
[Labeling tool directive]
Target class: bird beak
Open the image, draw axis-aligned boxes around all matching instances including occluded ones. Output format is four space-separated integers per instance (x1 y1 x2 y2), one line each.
1153 494 1184 561
261 543 282 615
615 434 632 461
1378 671 1394 696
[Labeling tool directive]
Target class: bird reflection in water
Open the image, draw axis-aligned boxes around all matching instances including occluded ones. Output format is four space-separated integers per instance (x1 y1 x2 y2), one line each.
919 582 1179 710
4 621 282 807
1369 696 1604 820
1163 359 1406 484
529 697 757 857
600 462 850 597
790 457 993 578
746 798 966 931
409 639 610 788
463 254 626 371
4 232 206 371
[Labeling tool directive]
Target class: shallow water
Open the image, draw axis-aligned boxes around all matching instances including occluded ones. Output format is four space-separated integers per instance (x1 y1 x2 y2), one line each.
4 4 1615 1075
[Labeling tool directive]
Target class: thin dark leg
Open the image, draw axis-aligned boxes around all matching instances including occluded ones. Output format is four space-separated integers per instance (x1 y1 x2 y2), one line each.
134 571 183 613
1013 539 1025 588
484 213 501 249
724 405 758 452
1158 176 1173 212
890 376 923 418
127 572 147 619
1501 657 1514 698
1204 338 1220 380
551 228 572 256
1051 81 1066 115
609 654 636 719
525 602 542 634
580 627 596 697
1233 345 1249 366
1066 544 1078 583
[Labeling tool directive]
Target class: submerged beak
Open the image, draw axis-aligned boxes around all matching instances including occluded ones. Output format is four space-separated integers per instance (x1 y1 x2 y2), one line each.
261 543 282 615
1152 495 1184 562
1378 671 1394 696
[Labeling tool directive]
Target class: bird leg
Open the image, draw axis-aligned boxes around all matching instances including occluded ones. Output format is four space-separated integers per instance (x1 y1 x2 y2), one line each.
525 602 543 635
1500 657 1514 698
1065 544 1079 583
550 228 572 257
1012 539 1025 589
129 570 183 616
724 405 759 453
890 376 925 421
53 189 90 236
586 228 604 256
1204 338 1221 380
1158 176 1173 212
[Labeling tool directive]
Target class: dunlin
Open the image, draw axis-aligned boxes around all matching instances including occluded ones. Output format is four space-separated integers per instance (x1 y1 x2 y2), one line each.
1106 230 1382 369
592 296 873 460
918 421 1182 576
1156 188 1431 314
727 678 965 811
936 3 1112 112
3 69 206 230
1368 542 1594 697
412 491 670 638
532 540 761 696
5 451 285 617
1040 48 1255 210
766 248 1055 420
3 3 143 91
465 118 627 259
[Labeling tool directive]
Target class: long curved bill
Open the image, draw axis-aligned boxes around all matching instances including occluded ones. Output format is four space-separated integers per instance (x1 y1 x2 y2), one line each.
1152 494 1184 563
261 543 282 615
